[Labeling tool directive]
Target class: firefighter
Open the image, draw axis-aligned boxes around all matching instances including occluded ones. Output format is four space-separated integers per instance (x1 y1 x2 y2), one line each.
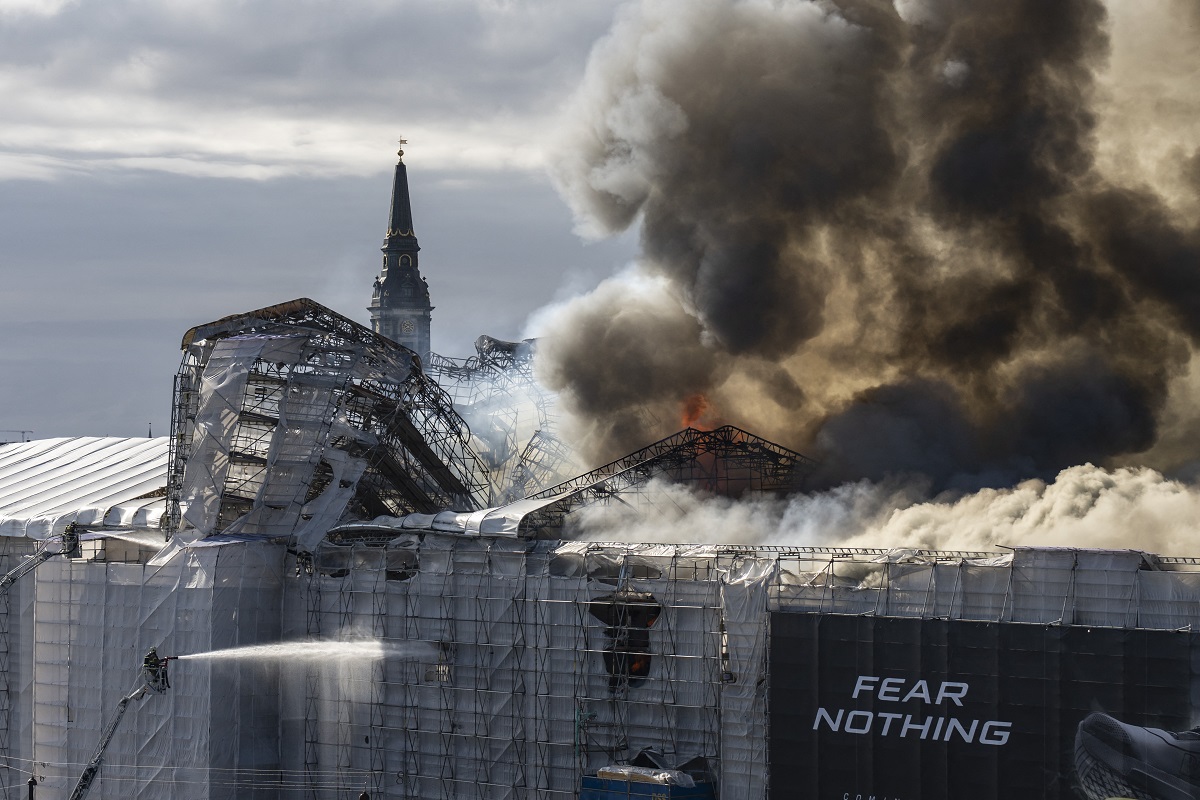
143 647 163 687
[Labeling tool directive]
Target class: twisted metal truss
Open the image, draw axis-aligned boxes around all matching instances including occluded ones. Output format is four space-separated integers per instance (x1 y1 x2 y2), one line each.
517 425 818 538
339 361 492 515
427 335 574 501
168 299 492 541
180 297 401 352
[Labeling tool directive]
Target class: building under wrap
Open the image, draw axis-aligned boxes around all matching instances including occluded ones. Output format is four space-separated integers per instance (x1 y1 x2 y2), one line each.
0 301 1198 799
2 531 1200 799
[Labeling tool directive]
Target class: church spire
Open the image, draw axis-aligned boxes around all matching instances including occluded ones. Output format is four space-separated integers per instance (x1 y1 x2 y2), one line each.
384 138 418 250
369 139 433 359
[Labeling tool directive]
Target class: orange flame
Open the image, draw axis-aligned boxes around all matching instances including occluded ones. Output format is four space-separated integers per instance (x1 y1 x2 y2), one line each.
681 394 711 429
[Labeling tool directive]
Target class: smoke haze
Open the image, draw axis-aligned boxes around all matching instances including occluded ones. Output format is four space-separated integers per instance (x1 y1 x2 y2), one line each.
573 464 1200 557
540 0 1200 491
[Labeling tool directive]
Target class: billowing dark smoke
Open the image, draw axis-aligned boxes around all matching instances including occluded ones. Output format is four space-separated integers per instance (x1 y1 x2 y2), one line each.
540 0 1200 489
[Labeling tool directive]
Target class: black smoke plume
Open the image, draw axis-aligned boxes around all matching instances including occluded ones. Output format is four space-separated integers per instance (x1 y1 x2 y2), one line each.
541 0 1200 489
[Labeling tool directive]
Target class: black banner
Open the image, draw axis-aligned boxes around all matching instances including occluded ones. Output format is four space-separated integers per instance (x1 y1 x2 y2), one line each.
769 613 1200 800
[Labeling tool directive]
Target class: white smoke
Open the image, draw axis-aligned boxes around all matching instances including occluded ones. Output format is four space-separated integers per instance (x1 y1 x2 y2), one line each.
573 464 1200 557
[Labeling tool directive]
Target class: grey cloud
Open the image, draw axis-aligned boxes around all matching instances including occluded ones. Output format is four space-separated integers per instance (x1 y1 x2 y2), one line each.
0 1 624 123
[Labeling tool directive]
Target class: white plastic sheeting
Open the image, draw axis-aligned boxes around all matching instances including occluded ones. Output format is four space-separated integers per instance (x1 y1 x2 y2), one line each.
771 547 1182 627
718 557 772 800
280 538 734 799
179 334 352 542
171 316 492 549
0 536 39 798
25 539 284 800
178 336 282 537
271 540 1200 799
329 501 553 540
0 437 168 538
4 537 1200 798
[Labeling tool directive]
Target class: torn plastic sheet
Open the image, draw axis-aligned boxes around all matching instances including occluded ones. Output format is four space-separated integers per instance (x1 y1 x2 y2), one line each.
211 337 342 539
179 335 305 540
292 449 369 552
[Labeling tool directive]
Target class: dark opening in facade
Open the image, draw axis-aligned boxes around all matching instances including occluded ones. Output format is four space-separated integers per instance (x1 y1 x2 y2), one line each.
588 590 661 690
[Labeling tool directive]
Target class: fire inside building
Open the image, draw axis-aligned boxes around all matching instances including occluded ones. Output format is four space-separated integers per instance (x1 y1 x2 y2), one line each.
1 152 1199 800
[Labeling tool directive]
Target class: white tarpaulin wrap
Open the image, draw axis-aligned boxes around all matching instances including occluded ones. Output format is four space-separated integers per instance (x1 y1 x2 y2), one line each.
3 533 1200 798
28 540 283 800
0 438 168 538
0 536 39 795
291 449 369 552
719 557 773 800
277 539 731 799
170 317 491 547
179 336 285 540
221 347 347 539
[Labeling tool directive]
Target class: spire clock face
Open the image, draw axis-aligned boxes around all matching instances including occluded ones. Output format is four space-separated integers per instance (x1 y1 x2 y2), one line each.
401 320 416 334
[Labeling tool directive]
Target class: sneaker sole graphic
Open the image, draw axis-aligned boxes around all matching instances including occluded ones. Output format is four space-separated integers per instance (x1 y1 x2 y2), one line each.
1076 743 1153 800
1075 717 1200 800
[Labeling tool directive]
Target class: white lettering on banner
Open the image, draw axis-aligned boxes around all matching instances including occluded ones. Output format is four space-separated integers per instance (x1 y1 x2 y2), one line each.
814 707 843 730
980 721 1012 745
900 715 933 739
935 682 969 706
878 677 904 701
931 716 945 740
851 676 971 706
817 676 1012 746
842 792 901 800
944 718 978 742
901 680 930 704
813 708 1007 745
845 711 873 734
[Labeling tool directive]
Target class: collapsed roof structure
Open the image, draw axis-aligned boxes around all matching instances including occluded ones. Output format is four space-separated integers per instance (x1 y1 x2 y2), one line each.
1 298 1197 800
428 336 574 503
331 424 817 542
165 299 817 548
514 424 816 538
168 299 493 550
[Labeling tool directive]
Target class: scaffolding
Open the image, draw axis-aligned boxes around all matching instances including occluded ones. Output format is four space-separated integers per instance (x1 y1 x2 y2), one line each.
428 337 573 502
0 536 37 800
263 537 1200 800
11 296 1200 797
167 299 493 547
762 545 1198 627
280 537 754 799
2 526 1200 798
516 425 818 538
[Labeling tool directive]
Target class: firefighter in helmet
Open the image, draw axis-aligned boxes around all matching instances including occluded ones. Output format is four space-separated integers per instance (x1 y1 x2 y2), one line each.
143 647 164 687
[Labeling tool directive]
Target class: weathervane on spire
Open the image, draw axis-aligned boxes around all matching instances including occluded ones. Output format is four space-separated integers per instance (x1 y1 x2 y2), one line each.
397 137 408 163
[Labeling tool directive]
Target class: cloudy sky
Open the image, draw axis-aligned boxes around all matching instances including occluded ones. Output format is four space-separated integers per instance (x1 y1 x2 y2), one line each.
0 0 638 440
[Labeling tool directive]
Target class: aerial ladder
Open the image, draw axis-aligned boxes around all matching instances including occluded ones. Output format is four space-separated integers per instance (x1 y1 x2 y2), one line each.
0 523 79 594
68 648 177 800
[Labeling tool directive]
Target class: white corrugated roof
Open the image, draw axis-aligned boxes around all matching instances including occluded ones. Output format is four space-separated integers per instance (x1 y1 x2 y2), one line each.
0 437 169 538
